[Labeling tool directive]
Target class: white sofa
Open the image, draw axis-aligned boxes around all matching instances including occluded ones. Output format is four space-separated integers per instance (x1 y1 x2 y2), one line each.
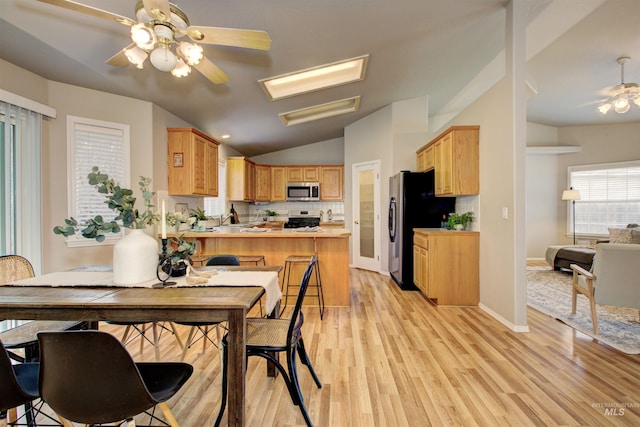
571 243 640 334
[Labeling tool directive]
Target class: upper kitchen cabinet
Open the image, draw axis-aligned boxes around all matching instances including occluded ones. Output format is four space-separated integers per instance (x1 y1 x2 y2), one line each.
227 156 256 201
417 125 479 196
320 165 344 201
167 128 219 196
416 144 434 172
270 166 286 202
287 166 319 182
254 164 271 202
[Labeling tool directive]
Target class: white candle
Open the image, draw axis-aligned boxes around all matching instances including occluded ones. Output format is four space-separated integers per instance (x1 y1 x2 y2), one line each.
161 200 167 239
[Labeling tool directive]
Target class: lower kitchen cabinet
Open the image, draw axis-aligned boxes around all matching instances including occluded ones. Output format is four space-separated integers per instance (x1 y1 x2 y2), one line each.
413 229 479 305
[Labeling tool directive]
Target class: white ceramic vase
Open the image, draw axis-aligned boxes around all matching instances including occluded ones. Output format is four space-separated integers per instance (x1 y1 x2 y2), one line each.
112 229 158 285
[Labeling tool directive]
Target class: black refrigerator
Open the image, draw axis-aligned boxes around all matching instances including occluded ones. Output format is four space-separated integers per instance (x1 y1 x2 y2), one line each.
388 170 456 290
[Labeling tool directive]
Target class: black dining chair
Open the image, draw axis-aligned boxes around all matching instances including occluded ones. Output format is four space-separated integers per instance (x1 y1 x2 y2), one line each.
0 338 63 427
214 255 322 427
177 254 241 361
37 330 193 427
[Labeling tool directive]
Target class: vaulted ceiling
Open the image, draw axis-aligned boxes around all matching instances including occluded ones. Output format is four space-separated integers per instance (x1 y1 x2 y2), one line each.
1 0 639 156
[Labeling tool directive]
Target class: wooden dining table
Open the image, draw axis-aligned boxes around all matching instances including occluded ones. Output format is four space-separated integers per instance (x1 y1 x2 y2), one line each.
0 265 282 427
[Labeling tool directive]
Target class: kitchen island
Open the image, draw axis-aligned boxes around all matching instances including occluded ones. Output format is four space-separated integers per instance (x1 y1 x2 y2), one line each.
170 227 351 306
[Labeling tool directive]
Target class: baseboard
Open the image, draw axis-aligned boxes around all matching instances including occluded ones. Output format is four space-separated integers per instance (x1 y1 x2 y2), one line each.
479 302 530 333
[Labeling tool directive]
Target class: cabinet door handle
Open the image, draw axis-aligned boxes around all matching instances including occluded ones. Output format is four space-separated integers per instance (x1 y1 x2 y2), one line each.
354 220 359 224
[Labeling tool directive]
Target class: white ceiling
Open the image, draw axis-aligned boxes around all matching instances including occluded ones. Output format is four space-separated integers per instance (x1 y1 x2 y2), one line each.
1 0 640 156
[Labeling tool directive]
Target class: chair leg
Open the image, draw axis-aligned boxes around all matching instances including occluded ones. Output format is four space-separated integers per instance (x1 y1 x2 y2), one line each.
152 322 161 361
168 322 184 350
180 327 197 361
214 341 229 427
297 338 322 389
286 348 314 427
158 402 180 427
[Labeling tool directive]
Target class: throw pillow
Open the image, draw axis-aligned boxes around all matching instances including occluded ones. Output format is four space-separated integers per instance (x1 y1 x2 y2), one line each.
609 227 633 244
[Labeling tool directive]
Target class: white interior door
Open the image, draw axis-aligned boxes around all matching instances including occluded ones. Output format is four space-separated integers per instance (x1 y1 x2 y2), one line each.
352 161 380 271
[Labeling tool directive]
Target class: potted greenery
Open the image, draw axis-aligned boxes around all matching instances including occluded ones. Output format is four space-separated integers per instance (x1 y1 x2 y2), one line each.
190 207 217 229
162 234 196 277
447 211 474 231
53 166 159 285
265 209 279 221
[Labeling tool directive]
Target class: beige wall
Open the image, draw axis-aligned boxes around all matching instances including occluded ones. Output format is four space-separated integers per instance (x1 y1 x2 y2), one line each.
250 137 344 165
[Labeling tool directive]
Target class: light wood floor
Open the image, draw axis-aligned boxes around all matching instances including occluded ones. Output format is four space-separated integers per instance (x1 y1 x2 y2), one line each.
35 266 640 426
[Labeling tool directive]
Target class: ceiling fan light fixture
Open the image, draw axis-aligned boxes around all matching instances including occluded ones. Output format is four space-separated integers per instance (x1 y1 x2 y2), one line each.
598 103 612 114
150 43 177 72
178 42 203 66
613 97 630 113
131 23 155 50
124 46 148 69
171 58 191 77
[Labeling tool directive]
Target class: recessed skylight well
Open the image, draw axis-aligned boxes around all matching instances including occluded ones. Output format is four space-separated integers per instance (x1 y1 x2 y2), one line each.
260 55 369 100
279 96 361 126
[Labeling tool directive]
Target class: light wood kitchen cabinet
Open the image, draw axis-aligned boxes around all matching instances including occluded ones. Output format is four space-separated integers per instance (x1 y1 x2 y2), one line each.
227 156 256 201
287 166 320 182
270 166 286 201
416 145 434 172
254 164 271 202
167 128 219 196
416 125 479 196
413 229 479 305
413 234 428 294
319 165 344 201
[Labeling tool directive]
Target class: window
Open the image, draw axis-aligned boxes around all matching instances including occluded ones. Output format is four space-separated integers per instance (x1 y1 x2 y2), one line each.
66 116 130 247
568 160 640 237
204 159 226 217
0 101 43 272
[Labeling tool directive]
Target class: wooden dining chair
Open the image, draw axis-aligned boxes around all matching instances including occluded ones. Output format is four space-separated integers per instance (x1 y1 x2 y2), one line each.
214 255 322 427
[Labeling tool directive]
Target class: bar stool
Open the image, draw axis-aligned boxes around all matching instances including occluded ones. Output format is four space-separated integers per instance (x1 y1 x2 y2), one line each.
238 255 266 265
281 255 324 319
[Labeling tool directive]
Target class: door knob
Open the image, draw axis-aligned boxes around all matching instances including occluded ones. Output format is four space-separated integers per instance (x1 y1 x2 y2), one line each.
354 220 359 224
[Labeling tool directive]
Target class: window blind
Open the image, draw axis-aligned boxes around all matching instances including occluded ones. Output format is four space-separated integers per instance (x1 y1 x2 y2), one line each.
67 116 129 246
569 161 640 236
204 159 226 217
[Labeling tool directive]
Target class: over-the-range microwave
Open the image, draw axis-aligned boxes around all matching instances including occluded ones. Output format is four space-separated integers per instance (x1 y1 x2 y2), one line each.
286 182 320 201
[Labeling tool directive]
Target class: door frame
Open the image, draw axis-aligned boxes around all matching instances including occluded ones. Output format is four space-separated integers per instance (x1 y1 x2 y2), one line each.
351 160 381 272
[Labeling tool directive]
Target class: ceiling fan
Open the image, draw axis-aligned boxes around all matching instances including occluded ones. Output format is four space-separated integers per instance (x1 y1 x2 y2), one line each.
37 0 272 84
598 56 640 114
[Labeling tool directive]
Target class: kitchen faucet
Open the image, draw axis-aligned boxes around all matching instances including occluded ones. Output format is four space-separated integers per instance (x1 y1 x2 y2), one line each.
220 213 233 225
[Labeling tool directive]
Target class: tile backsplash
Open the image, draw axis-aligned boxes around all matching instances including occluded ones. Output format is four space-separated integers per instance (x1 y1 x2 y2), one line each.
240 201 345 223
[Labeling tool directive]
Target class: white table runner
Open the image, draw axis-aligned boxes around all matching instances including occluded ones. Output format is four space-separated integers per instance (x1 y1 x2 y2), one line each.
6 270 282 314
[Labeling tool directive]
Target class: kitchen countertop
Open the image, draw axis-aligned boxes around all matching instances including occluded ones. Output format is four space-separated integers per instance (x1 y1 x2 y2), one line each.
167 226 350 238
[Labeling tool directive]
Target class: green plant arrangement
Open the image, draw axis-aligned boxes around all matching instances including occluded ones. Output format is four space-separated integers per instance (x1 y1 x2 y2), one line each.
163 234 196 277
265 209 279 217
190 207 209 222
53 166 158 242
447 211 474 230
166 234 196 264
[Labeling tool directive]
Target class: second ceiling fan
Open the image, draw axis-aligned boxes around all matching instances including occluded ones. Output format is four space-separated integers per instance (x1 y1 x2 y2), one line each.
38 0 272 84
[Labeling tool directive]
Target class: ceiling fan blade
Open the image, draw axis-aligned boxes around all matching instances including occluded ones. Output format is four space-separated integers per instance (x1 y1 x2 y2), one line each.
194 57 229 84
187 26 271 50
142 0 172 21
37 0 135 26
106 44 135 68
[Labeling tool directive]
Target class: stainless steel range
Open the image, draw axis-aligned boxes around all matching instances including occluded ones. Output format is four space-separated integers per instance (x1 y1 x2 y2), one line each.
285 210 321 228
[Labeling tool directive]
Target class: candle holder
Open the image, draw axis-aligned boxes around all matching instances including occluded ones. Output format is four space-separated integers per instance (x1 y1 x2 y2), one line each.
155 238 177 287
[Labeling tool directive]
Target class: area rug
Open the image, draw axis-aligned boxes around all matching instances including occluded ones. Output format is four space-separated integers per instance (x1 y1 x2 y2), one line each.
527 268 640 354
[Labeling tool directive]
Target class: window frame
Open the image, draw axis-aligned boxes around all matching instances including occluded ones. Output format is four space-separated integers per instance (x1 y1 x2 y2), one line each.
65 115 130 247
567 159 640 239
